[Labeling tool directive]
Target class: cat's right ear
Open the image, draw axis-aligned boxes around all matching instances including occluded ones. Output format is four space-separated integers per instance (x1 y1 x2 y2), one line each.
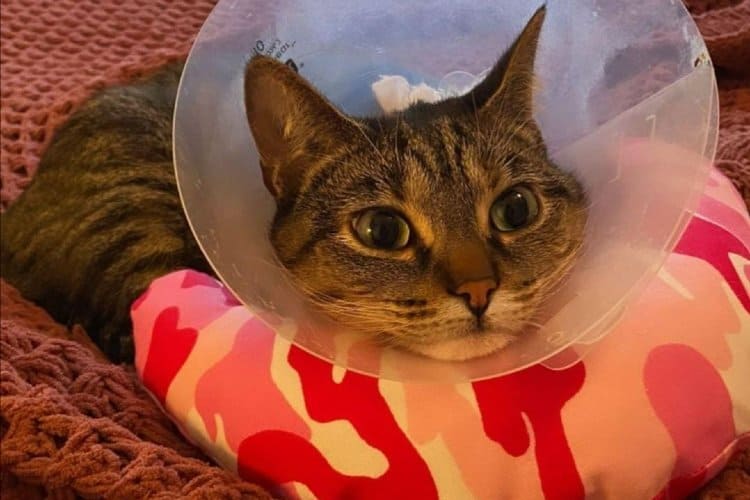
464 6 546 129
244 55 360 201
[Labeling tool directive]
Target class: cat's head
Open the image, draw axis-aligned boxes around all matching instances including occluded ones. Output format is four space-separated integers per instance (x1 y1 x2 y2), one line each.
243 7 587 361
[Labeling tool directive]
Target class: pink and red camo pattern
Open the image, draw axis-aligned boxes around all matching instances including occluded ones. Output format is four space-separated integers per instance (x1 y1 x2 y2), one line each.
133 165 750 500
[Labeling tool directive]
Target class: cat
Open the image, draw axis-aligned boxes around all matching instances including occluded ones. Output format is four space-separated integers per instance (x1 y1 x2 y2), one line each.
1 6 587 363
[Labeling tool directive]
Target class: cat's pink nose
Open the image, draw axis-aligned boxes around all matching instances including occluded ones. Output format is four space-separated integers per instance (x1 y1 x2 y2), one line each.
454 279 497 317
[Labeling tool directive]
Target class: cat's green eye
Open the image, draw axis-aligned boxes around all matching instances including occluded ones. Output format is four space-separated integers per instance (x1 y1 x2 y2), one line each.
353 209 411 250
490 186 539 232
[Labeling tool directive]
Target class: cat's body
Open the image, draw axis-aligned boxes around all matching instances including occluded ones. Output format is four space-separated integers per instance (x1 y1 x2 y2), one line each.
1 64 211 361
1 7 587 363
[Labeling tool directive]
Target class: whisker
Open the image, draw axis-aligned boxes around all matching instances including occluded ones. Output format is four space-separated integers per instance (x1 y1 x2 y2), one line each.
394 112 403 171
351 119 389 165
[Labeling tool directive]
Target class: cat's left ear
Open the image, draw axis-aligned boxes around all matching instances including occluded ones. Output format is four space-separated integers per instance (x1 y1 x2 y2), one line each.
244 55 361 202
465 6 546 127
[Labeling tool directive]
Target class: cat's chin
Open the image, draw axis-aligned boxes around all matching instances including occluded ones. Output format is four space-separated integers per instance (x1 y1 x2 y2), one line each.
406 332 516 362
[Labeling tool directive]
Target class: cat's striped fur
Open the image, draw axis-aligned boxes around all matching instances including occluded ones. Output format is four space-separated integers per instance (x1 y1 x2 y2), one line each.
244 7 587 361
1 64 211 361
1 7 587 363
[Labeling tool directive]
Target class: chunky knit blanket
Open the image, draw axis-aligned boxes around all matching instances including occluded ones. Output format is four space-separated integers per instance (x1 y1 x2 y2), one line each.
1 0 748 498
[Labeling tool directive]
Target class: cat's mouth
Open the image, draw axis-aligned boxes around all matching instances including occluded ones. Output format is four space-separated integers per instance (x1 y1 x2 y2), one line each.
391 314 520 361
472 317 489 332
405 330 517 362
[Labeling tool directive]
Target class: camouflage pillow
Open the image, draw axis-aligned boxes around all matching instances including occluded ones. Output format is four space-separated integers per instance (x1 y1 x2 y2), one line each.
133 167 750 499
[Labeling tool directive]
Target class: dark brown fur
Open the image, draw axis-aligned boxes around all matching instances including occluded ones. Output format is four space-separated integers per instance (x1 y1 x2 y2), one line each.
1 7 586 363
1 64 211 361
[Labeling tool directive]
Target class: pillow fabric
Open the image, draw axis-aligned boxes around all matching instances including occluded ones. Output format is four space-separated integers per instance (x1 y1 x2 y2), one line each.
133 166 750 499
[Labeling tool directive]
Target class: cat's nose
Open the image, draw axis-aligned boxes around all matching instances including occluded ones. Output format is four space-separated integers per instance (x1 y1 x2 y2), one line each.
454 278 497 317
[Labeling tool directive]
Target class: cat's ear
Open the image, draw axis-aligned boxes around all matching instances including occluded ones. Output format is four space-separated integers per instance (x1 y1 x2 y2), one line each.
465 6 546 126
244 55 359 200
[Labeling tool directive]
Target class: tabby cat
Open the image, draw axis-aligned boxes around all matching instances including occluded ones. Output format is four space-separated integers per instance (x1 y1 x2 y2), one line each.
1 7 587 363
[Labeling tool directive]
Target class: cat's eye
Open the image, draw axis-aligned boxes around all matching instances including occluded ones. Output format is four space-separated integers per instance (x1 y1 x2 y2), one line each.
353 209 411 250
490 186 539 232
